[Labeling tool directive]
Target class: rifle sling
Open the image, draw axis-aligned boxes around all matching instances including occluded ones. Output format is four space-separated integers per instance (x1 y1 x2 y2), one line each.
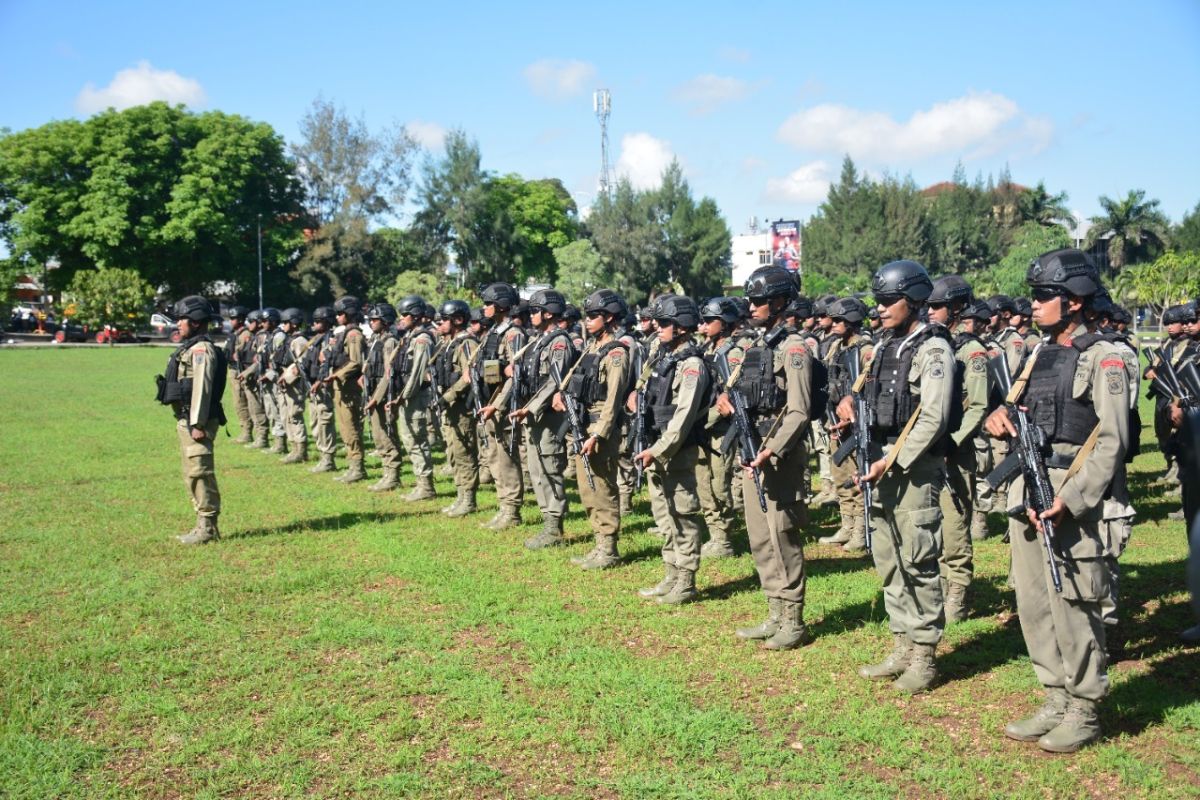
1005 356 1037 405
880 403 923 476
1062 423 1102 483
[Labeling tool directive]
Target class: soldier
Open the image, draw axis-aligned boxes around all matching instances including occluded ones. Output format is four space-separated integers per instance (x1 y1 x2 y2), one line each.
810 296 838 506
256 308 288 454
989 295 1028 376
717 266 816 650
1014 297 1041 352
236 310 270 449
508 288 577 548
362 303 404 492
818 296 874 553
224 306 253 443
695 297 744 558
274 308 310 464
317 295 367 483
304 306 340 473
555 289 632 569
433 300 482 517
1151 304 1196 491
927 277 990 622
838 260 954 692
475 283 528 530
157 295 226 545
635 296 710 604
390 295 440 501
985 248 1128 753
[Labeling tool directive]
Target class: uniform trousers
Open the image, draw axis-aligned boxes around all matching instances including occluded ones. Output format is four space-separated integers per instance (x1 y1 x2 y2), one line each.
525 413 568 520
743 442 808 604
177 418 221 522
657 445 706 573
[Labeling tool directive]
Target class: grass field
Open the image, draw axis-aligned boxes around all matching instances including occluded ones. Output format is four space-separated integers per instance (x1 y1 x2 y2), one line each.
0 346 1197 799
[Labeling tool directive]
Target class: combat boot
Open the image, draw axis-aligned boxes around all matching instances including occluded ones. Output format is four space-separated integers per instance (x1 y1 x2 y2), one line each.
892 642 937 694
1037 698 1101 753
403 476 436 501
336 459 366 484
944 583 969 623
570 547 600 566
1004 687 1069 742
841 529 868 554
368 467 400 492
447 489 478 518
280 442 304 464
442 489 465 514
735 597 783 640
269 436 287 455
658 569 697 606
858 634 912 680
234 431 252 444
177 518 220 545
700 538 735 559
970 511 990 541
525 515 565 550
763 601 810 650
249 431 268 449
309 453 336 473
818 524 851 545
579 536 620 570
812 478 837 507
638 564 678 598
619 492 633 516
484 506 522 531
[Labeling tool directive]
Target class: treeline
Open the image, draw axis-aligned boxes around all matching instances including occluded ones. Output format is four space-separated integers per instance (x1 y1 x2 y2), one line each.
0 100 730 318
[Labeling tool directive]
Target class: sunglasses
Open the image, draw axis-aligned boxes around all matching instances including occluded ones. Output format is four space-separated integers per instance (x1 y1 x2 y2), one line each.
586 310 607 319
874 294 904 307
1031 287 1064 302
747 296 770 306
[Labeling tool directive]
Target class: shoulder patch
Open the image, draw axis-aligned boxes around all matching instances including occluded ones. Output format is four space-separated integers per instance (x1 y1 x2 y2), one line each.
969 355 986 372
552 341 567 351
1100 358 1125 369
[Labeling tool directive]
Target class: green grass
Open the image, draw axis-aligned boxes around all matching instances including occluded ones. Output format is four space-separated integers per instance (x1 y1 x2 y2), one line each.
0 346 1196 799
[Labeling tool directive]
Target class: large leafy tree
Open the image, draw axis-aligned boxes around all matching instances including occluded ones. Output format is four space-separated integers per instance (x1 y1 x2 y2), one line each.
0 103 303 297
647 161 731 299
553 239 607 304
1085 189 1170 273
1017 181 1076 229
587 178 667 304
1172 201 1200 254
926 164 1000 275
973 222 1070 297
290 98 416 298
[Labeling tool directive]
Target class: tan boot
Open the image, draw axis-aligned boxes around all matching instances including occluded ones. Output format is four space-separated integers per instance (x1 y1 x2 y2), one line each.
579 536 620 570
1004 688 1069 742
368 467 399 492
700 538 735 558
763 600 810 649
269 436 287 455
309 453 336 473
177 518 220 545
484 506 522 531
403 476 436 501
818 525 851 545
525 516 565 550
970 511 990 541
638 564 678 598
658 569 697 605
893 642 937 694
735 598 782 640
1037 698 1101 753
446 489 477 518
335 459 366 484
944 583 969 623
858 634 911 680
280 442 306 464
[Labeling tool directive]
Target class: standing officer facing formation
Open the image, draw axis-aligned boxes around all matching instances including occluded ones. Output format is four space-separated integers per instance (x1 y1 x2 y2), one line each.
157 295 226 545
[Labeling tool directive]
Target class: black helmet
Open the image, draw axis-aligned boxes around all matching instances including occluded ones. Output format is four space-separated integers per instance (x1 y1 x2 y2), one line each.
260 307 282 325
785 296 814 320
1089 288 1115 316
729 296 750 320
368 303 397 324
828 297 868 325
583 289 626 317
280 307 305 326
815 294 838 317
1164 303 1197 325
469 306 490 326
333 295 362 318
439 299 470 322
1111 306 1132 326
654 295 701 329
422 302 437 320
867 307 880 321
245 309 261 324
871 260 933 302
962 301 992 322
1026 248 1101 298
563 304 581 323
638 304 655 321
744 266 799 302
395 295 425 317
312 306 335 323
987 294 1016 315
1013 297 1033 318
480 282 519 309
172 295 217 322
528 288 567 315
700 296 740 324
928 275 973 306
227 305 250 321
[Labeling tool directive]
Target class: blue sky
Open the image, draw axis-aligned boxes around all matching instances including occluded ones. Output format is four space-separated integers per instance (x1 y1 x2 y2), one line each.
2 0 1199 235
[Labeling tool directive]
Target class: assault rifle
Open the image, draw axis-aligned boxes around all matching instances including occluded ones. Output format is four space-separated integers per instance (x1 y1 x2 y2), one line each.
469 362 490 449
628 344 647 494
551 361 595 491
984 354 1063 593
832 347 875 552
508 359 524 457
714 347 767 513
1144 346 1200 406
426 364 444 434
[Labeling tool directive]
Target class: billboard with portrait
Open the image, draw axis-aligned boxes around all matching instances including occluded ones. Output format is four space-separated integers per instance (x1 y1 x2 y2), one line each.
770 220 800 273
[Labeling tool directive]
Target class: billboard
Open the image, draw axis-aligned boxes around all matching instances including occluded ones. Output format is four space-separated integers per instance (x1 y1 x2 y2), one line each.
770 220 800 273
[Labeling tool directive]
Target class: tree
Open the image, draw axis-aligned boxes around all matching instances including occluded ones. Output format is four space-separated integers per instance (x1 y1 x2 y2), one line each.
927 168 999 275
0 103 304 297
1173 201 1200 254
66 267 154 329
413 130 495 289
361 227 441 299
587 178 667 304
973 222 1070 297
646 161 731 299
1017 181 1076 229
1124 251 1200 319
290 98 416 298
1085 189 1170 273
553 239 608 304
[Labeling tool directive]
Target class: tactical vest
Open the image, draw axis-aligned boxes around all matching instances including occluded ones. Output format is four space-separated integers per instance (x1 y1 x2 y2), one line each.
399 326 435 384
479 324 516 386
434 333 475 395
520 329 575 400
272 333 295 370
328 328 358 371
155 335 227 425
303 332 328 382
645 343 706 440
869 325 960 438
733 329 786 436
1023 335 1102 447
224 327 238 366
364 334 392 382
566 340 627 405
827 339 864 411
238 329 256 369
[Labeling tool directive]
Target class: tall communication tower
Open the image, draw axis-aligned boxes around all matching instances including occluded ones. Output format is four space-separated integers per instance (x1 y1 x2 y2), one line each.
593 89 612 199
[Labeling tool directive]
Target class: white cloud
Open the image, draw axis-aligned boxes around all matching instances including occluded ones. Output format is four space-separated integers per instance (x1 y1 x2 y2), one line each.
672 74 750 115
615 132 677 191
407 120 447 150
522 58 596 100
776 91 1051 163
764 160 832 204
75 61 206 114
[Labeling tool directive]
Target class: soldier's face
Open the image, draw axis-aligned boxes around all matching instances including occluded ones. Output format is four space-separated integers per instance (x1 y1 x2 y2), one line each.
831 319 850 337
1167 322 1184 337
656 321 678 343
701 318 723 338
875 295 911 330
927 303 950 325
484 303 499 320
585 311 607 336
179 318 197 337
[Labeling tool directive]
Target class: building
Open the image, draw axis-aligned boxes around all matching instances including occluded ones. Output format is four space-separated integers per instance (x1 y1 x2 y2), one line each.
730 219 802 290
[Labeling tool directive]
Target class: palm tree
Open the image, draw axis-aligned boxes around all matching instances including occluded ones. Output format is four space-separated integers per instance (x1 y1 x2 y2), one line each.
1085 189 1170 273
1018 181 1076 228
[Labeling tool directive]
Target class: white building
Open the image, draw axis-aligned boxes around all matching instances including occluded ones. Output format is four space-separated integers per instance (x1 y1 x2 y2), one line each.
730 231 773 288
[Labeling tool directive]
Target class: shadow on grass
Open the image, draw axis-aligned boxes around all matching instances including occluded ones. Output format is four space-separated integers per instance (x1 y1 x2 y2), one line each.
1105 648 1200 737
233 511 406 539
